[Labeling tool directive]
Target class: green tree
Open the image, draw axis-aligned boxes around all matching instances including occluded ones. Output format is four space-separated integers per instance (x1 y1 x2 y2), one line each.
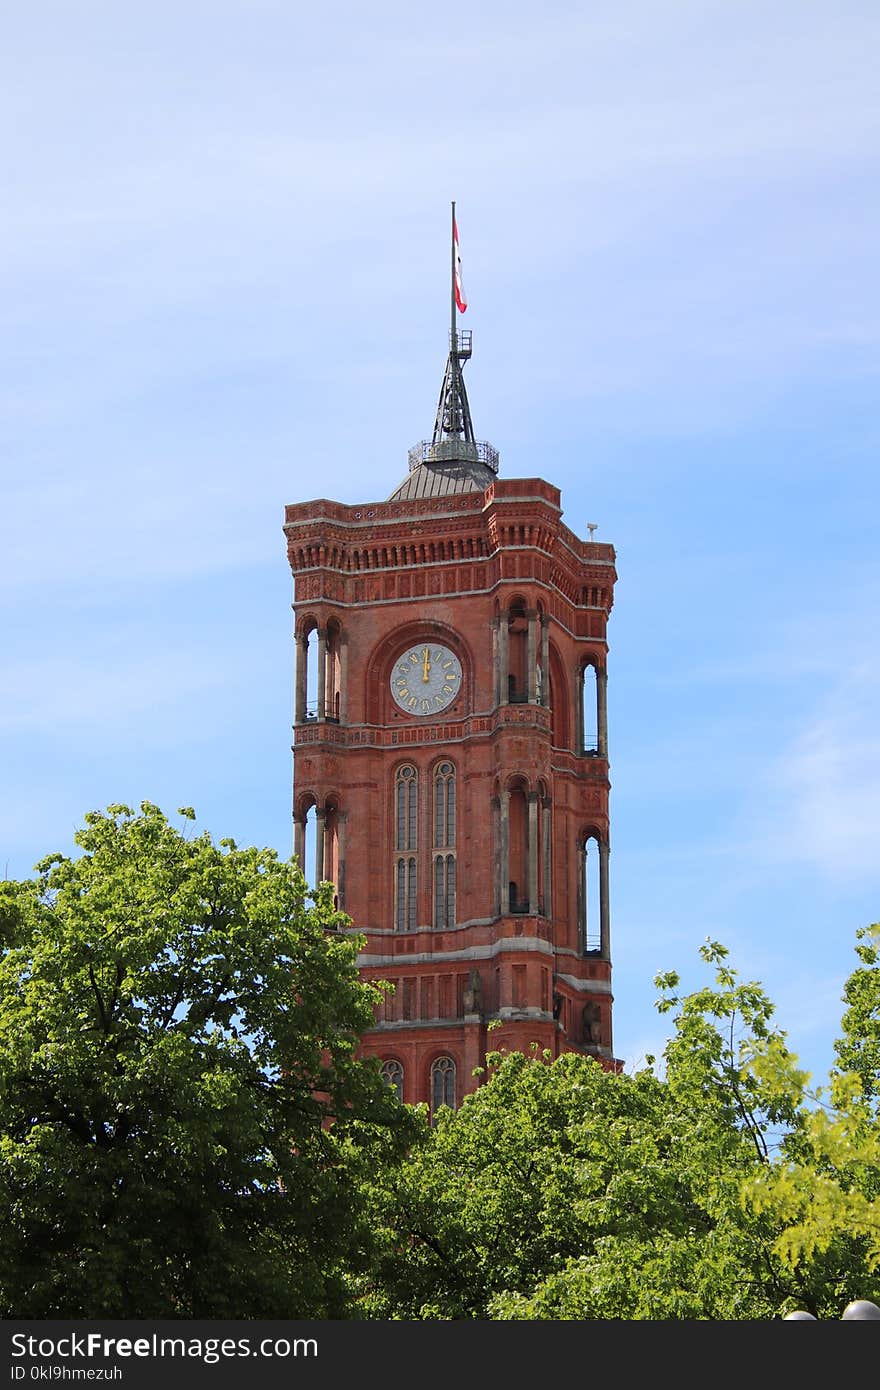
0 802 418 1318
834 922 880 1106
743 924 880 1287
358 1044 792 1320
357 937 880 1320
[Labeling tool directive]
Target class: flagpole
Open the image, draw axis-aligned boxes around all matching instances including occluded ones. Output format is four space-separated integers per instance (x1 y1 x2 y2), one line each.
450 199 457 357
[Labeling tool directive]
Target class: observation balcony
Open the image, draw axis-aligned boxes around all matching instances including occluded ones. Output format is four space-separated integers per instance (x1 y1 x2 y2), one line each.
407 437 500 474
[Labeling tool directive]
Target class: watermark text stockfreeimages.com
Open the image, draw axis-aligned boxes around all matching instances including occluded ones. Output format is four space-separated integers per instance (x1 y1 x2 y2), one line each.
10 1334 316 1367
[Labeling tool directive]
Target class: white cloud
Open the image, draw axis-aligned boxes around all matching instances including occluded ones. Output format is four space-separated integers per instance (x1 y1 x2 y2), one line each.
758 655 880 883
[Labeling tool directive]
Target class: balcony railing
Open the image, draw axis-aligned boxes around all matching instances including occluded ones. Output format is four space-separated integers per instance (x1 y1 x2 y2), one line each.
302 702 340 724
407 438 500 473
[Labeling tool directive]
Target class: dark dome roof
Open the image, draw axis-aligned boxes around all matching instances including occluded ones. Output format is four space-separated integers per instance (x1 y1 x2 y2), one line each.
387 458 496 502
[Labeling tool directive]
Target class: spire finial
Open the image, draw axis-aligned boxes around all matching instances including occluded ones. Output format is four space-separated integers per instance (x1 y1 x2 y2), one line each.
405 206 499 476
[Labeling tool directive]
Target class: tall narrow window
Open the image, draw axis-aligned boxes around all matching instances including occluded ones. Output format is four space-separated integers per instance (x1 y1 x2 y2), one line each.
396 766 417 851
508 783 529 913
506 601 528 703
396 860 406 932
434 761 455 847
430 1056 457 1115
305 625 318 720
407 858 416 931
325 621 342 722
435 855 445 928
433 762 456 928
580 664 599 754
580 835 602 954
445 855 456 923
395 765 418 931
302 802 319 888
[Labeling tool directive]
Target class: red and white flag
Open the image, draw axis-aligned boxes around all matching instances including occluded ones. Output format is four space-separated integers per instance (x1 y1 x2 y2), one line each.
454 215 467 312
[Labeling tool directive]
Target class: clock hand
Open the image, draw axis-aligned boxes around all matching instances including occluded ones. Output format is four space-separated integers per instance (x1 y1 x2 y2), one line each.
422 647 431 682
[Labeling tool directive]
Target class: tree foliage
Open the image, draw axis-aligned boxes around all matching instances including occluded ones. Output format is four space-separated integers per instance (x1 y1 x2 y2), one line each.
357 1047 777 1319
743 923 880 1282
3 803 876 1321
0 802 418 1318
833 922 880 1106
355 935 880 1320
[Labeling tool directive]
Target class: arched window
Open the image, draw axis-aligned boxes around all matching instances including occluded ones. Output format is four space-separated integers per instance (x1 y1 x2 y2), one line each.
396 765 418 852
433 762 456 929
580 663 599 754
325 620 343 723
506 600 528 703
578 833 609 957
395 857 418 932
499 780 550 918
395 766 418 931
434 762 455 847
305 625 318 718
430 1056 456 1114
380 1059 404 1101
580 835 600 953
302 800 320 887
434 854 456 929
296 619 344 724
508 783 529 913
295 797 342 896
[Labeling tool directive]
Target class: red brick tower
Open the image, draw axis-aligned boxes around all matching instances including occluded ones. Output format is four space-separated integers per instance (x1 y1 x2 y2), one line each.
284 213 617 1111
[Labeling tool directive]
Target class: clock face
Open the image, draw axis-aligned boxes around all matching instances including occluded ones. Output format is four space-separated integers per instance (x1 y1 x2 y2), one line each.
391 643 462 716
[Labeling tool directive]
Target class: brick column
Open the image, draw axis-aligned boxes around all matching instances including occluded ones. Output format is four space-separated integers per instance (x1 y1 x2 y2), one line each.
540 616 550 707
597 667 608 759
498 613 509 706
575 666 584 753
339 636 349 723
316 628 327 722
294 633 308 723
599 838 611 962
527 792 539 913
314 806 326 883
576 839 586 954
542 796 552 918
527 609 538 702
337 811 347 909
499 789 510 914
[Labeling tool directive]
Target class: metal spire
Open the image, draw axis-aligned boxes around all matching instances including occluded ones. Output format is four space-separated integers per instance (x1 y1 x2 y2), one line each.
407 202 499 476
431 200 475 446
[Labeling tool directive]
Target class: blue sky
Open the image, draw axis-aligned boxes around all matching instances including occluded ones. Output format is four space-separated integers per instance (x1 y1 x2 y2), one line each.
2 2 878 1088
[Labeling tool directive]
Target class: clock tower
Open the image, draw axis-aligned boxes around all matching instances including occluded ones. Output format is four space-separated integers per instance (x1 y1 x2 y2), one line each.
283 214 618 1110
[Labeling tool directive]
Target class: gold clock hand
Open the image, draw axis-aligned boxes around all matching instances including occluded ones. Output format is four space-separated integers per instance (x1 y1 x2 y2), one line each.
422 647 431 682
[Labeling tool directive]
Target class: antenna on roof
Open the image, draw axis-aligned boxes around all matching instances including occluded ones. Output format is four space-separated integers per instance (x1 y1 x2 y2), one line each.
587 523 598 542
